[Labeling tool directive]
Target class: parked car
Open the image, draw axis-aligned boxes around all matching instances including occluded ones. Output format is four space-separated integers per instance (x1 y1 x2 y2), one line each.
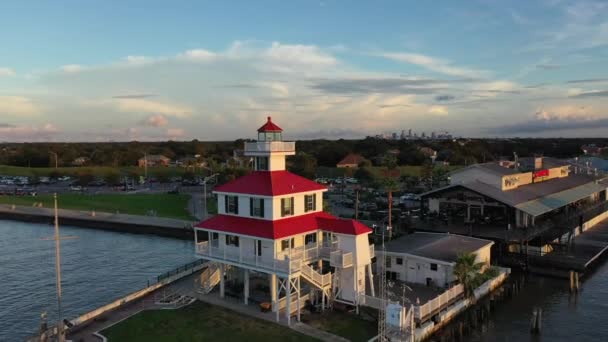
70 185 83 191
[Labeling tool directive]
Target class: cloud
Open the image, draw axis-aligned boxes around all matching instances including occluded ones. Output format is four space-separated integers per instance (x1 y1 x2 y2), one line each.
61 64 85 73
124 55 154 65
429 105 448 116
0 96 41 116
536 63 561 70
265 42 336 66
435 95 455 102
141 114 169 127
112 98 192 118
566 78 608 84
112 94 157 99
294 128 367 139
166 128 185 138
177 49 217 61
487 105 606 134
310 77 446 95
570 90 608 98
0 123 16 128
0 68 15 77
0 123 60 142
377 52 489 78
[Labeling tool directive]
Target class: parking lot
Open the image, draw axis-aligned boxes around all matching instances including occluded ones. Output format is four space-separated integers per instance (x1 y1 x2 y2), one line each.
0 174 211 197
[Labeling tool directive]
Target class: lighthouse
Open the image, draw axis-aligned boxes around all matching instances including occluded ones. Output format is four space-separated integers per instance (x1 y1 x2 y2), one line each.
194 116 375 324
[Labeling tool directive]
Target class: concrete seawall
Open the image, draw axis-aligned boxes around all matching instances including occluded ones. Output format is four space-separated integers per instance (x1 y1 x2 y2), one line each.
0 204 196 239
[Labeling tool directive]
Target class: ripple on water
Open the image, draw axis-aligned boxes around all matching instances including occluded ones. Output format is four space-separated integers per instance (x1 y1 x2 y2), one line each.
0 220 196 341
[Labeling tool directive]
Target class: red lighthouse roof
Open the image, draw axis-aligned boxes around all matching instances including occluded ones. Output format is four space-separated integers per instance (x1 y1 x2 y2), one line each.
195 211 372 239
257 116 283 132
214 170 326 196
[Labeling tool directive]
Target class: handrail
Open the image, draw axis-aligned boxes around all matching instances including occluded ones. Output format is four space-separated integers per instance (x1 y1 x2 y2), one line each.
244 141 295 152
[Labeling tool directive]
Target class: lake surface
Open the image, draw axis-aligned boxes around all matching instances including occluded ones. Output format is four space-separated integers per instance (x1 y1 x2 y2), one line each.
0 220 196 341
2 220 608 342
465 262 608 341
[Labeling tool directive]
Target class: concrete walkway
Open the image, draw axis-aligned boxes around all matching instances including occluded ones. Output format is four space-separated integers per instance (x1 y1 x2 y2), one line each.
0 204 195 238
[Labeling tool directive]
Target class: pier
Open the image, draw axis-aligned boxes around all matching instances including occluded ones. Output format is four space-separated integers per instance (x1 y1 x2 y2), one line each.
0 204 195 239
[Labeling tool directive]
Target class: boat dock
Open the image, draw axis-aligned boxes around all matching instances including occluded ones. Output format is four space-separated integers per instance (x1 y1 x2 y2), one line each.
0 204 195 239
526 219 608 277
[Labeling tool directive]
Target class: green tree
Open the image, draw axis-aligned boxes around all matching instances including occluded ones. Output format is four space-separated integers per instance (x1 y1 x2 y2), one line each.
354 167 374 184
104 171 121 186
289 152 317 179
453 253 485 298
76 173 94 186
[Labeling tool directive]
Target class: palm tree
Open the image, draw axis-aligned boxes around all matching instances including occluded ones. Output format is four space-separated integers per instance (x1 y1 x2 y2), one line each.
453 252 485 298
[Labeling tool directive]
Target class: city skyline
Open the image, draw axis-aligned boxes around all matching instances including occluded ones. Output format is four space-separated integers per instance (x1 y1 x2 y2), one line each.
1 0 608 141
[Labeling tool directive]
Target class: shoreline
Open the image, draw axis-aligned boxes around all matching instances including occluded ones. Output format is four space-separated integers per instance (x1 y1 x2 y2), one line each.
0 204 195 240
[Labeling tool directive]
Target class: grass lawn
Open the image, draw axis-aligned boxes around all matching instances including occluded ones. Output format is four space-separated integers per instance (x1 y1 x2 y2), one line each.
304 311 377 342
101 301 318 342
0 165 193 178
0 193 195 220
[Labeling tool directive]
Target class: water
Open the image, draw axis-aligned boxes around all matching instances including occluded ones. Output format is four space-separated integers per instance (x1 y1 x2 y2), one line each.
467 261 608 341
0 220 196 341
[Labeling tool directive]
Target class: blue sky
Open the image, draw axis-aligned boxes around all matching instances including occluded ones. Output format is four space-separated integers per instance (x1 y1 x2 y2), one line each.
1 0 608 141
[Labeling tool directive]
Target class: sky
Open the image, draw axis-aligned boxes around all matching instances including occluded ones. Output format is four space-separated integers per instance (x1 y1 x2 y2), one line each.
1 0 608 142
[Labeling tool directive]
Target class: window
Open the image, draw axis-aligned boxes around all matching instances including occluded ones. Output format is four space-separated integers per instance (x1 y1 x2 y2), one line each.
250 198 264 218
396 257 403 265
305 232 317 245
256 157 269 171
281 238 294 251
304 194 317 212
430 263 438 271
226 234 239 247
225 195 238 214
257 240 262 257
281 197 294 217
386 256 392 268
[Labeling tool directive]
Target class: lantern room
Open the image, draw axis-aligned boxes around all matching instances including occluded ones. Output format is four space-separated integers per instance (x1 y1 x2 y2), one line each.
257 116 283 142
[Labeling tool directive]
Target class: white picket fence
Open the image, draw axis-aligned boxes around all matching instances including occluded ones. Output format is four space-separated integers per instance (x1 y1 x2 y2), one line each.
415 284 464 321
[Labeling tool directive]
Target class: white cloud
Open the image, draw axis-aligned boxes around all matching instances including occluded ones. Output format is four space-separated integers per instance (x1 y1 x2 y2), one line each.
124 55 154 65
429 105 449 116
178 49 217 61
0 123 60 142
0 67 15 77
0 96 41 116
378 52 489 78
167 128 185 138
142 114 169 127
265 41 336 67
61 64 85 73
534 105 596 121
112 98 192 118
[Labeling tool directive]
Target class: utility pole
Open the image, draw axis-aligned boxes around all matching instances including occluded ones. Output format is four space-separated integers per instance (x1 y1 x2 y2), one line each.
378 225 387 342
355 190 359 220
39 194 77 342
49 152 58 169
202 173 219 220
53 194 64 342
144 153 148 180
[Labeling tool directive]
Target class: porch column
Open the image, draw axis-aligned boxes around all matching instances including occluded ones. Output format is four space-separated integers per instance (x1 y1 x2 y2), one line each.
219 264 225 299
270 273 278 321
466 204 471 221
296 277 301 322
367 263 375 297
244 269 249 305
317 259 323 270
286 275 292 325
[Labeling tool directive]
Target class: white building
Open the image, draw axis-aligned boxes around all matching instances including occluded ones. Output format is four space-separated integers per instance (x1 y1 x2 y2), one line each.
377 232 493 287
194 117 375 324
